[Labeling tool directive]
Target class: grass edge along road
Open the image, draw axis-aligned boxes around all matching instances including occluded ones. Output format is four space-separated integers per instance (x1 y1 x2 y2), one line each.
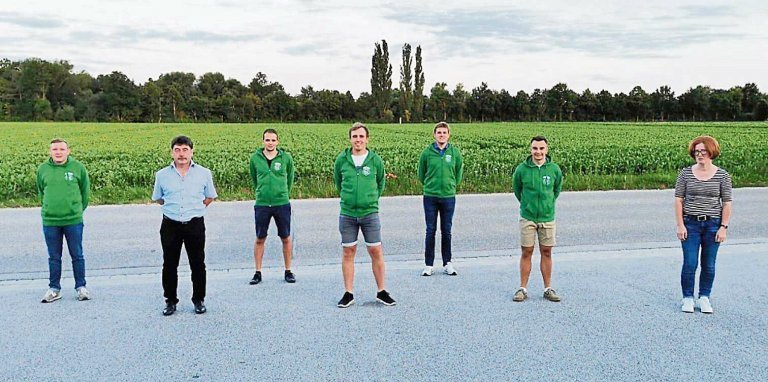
1 122 766 207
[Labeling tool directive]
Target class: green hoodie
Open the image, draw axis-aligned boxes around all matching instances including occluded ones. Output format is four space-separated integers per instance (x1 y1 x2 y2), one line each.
418 143 463 197
333 148 385 217
249 148 295 206
512 155 562 223
36 157 90 226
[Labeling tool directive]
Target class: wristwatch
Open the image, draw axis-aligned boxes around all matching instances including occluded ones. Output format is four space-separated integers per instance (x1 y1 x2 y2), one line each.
720 224 728 229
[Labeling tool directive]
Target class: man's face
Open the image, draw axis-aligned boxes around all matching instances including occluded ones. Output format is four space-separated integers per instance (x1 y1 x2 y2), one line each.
172 144 193 166
349 127 368 152
434 127 450 145
49 142 70 164
530 140 548 161
263 133 278 152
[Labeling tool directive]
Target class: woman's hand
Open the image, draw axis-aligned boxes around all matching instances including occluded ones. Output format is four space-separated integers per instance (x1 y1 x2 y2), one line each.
716 227 727 242
677 225 687 241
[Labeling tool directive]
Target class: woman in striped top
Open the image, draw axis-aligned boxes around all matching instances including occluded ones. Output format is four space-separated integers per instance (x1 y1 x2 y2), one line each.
674 135 732 314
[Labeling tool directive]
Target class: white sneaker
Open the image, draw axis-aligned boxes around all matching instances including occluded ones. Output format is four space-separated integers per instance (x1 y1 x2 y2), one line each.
421 266 433 276
76 286 91 301
698 296 713 314
41 289 62 303
443 262 458 276
681 297 695 313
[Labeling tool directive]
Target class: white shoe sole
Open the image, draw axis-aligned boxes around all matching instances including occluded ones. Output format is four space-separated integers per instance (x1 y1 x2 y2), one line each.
41 294 62 303
376 298 396 306
337 300 355 308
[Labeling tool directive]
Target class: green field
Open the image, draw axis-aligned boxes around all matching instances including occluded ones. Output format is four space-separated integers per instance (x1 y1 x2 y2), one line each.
1 122 766 207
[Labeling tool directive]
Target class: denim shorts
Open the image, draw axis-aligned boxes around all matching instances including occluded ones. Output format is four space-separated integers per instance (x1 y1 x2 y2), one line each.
519 218 556 247
254 204 291 239
339 213 381 247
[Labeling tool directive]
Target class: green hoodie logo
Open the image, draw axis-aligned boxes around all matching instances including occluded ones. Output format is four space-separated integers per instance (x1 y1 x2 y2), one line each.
274 162 282 171
362 166 371 176
445 154 452 162
64 171 75 181
542 175 552 185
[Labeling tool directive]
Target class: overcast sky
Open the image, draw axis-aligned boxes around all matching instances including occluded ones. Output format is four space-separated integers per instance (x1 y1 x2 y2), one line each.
3 0 767 96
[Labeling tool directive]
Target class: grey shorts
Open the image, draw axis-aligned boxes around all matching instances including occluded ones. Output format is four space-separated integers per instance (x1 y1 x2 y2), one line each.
339 213 382 247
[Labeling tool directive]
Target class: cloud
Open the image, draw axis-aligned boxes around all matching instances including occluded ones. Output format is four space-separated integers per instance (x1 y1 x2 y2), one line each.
0 11 64 29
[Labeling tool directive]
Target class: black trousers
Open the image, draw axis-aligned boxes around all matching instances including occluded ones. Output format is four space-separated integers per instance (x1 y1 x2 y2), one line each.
160 216 206 304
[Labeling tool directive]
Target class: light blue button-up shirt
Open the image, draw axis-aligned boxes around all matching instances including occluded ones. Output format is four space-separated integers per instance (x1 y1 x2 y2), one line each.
152 161 217 222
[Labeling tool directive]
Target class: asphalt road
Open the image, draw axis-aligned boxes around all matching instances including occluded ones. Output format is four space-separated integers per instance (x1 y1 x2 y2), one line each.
1 189 766 381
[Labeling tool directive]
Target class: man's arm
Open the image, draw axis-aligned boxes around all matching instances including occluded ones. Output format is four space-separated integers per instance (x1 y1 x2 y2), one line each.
333 156 343 194
553 166 563 200
80 166 91 210
286 154 295 194
512 166 522 202
455 147 464 185
376 156 386 197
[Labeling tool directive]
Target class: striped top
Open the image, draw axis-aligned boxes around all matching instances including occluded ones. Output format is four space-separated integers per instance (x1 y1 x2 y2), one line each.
674 166 732 217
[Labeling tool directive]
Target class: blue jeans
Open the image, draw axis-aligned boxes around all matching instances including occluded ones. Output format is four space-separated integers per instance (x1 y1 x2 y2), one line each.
680 216 720 298
423 196 456 267
43 223 86 290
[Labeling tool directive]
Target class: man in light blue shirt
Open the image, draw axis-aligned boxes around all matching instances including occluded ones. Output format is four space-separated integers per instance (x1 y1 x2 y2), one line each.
152 135 217 316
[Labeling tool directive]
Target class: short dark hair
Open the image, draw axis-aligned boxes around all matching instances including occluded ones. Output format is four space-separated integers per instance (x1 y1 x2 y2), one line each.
263 128 278 139
50 138 68 147
434 121 450 133
171 135 193 149
349 122 369 138
530 136 548 145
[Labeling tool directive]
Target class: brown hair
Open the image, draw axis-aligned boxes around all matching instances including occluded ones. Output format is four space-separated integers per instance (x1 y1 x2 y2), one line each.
434 121 450 133
349 122 369 138
688 135 720 159
50 138 68 147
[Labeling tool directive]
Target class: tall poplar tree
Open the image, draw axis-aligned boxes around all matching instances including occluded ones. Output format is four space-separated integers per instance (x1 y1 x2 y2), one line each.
399 43 413 122
370 40 392 119
413 45 425 122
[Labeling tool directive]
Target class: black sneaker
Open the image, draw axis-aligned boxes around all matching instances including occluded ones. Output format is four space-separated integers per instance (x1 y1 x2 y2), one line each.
376 290 396 306
193 300 207 314
337 292 355 308
249 271 262 285
284 270 296 283
162 303 176 316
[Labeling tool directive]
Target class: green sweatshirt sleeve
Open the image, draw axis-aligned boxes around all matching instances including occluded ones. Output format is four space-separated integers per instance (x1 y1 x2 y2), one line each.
455 147 464 185
333 155 343 194
36 166 44 203
286 153 295 194
249 154 258 190
80 165 90 210
417 149 427 184
376 155 386 197
512 165 522 202
554 165 563 199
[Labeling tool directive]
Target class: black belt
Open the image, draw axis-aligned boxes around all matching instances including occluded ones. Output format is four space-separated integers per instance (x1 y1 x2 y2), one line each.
163 215 203 224
686 215 717 221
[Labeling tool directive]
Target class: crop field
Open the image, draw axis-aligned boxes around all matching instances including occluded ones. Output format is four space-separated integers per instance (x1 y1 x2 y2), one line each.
1 122 766 207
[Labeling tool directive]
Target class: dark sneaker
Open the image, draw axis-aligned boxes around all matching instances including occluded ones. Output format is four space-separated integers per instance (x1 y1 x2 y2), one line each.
193 300 207 314
284 270 296 283
162 303 176 316
376 290 396 306
337 292 355 308
249 271 262 285
543 288 561 302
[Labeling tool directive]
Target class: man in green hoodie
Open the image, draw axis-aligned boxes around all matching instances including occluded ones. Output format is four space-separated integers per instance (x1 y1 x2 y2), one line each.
36 138 91 303
418 121 463 277
248 128 296 285
512 136 563 303
333 122 395 308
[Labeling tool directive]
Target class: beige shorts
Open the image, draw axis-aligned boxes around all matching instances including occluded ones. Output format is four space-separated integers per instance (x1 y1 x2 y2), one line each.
519 218 556 247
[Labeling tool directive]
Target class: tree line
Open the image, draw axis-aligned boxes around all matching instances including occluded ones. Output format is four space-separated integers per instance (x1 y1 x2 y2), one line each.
2 41 767 123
